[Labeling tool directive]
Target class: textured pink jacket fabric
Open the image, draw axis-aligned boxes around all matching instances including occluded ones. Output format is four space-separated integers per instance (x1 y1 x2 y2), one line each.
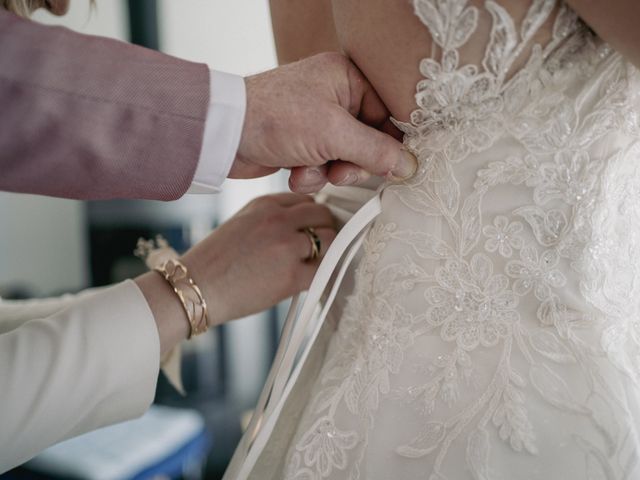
0 9 210 200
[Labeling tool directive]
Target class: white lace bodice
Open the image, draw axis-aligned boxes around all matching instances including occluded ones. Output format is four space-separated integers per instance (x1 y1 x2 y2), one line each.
237 2 640 479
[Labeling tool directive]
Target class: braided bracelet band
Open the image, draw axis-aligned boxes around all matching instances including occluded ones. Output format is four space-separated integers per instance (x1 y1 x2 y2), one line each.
153 259 209 339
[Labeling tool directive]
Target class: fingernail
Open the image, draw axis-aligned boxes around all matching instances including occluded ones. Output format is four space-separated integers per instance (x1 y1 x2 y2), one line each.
302 167 324 183
293 167 326 193
389 149 418 182
334 172 358 186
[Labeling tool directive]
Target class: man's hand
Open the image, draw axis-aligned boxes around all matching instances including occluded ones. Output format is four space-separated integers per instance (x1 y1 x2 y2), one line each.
232 52 417 193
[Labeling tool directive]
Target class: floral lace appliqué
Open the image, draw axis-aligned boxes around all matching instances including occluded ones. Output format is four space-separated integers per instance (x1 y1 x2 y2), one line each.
278 2 640 480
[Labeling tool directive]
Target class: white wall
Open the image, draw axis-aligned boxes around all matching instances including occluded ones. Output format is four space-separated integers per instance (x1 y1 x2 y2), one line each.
0 194 86 295
159 0 277 75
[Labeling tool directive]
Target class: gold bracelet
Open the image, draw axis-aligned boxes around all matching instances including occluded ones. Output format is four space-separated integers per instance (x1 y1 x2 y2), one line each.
135 236 210 339
153 258 210 339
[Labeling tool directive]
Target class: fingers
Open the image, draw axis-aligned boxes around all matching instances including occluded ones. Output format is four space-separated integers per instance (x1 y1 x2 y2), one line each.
288 166 329 194
338 62 415 181
264 192 315 207
296 227 337 260
289 203 335 230
346 64 392 129
325 160 372 187
296 263 322 291
380 117 405 142
294 226 337 290
327 108 418 180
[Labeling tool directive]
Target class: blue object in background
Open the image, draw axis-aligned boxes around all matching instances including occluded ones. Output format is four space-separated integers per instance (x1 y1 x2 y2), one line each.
1 406 211 480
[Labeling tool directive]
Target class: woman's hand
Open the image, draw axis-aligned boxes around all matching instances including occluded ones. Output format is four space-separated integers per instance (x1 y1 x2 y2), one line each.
182 193 336 325
135 193 336 356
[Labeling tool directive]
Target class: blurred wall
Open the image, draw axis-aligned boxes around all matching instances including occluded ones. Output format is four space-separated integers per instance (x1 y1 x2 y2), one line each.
0 194 86 296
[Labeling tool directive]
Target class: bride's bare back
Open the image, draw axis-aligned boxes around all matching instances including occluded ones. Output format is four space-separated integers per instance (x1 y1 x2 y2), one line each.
271 0 557 122
333 0 556 120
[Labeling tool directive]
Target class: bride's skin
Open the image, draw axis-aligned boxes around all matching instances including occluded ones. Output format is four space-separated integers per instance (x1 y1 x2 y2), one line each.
271 0 640 122
565 0 640 69
271 0 557 122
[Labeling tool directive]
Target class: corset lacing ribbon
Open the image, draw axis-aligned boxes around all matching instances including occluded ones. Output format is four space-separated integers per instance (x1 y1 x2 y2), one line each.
226 185 386 479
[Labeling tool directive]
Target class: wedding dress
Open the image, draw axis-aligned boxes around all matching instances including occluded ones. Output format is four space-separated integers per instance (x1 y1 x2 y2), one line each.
225 1 640 479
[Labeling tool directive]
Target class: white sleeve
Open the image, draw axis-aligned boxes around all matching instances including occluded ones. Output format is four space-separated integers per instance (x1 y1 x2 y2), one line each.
188 70 247 194
0 287 110 335
0 280 160 472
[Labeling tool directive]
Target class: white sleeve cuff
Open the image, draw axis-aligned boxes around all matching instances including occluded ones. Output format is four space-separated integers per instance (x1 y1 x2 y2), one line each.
188 70 247 194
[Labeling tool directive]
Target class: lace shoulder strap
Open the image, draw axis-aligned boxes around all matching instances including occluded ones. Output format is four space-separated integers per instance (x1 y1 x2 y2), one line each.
401 0 581 138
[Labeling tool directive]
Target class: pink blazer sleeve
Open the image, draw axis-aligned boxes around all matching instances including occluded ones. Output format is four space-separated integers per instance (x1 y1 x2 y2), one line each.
0 10 210 201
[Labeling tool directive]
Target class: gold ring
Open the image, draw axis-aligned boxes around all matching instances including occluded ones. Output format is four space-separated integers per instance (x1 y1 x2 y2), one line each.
303 227 322 261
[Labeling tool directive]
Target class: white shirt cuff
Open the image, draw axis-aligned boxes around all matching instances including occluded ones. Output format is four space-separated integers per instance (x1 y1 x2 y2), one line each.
188 70 247 194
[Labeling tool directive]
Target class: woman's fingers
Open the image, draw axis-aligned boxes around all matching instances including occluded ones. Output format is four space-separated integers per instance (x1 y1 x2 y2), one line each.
266 192 315 207
289 202 336 229
296 227 337 261
295 227 337 287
